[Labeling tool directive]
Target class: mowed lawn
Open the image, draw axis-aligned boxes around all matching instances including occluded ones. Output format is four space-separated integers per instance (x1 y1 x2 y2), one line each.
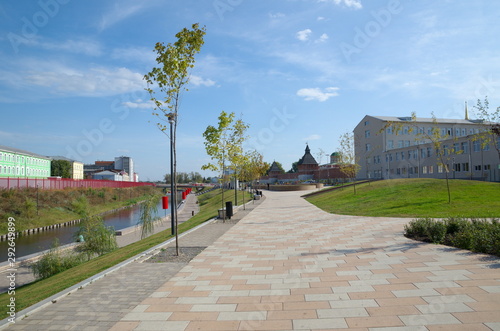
306 179 500 218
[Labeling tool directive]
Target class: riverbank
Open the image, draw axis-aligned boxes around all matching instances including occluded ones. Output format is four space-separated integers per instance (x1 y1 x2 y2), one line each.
0 186 162 235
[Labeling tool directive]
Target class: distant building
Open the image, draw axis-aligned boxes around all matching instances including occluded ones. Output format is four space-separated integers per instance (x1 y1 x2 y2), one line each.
92 170 124 181
354 114 500 182
261 145 344 184
115 156 134 182
0 145 51 178
49 156 84 180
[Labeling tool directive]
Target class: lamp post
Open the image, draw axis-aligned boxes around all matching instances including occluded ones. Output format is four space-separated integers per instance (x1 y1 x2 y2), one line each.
168 114 178 256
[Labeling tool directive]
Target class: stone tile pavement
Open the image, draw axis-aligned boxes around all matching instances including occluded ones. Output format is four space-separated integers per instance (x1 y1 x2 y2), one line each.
4 190 500 330
111 190 500 331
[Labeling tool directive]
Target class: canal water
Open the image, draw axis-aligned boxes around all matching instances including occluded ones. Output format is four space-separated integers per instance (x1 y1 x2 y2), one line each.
0 199 173 262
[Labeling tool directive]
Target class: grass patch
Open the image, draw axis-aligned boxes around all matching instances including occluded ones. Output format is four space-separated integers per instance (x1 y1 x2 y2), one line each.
0 186 161 235
307 179 500 218
0 189 250 312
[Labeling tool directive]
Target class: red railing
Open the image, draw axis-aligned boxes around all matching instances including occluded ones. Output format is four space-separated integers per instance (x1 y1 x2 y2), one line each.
0 177 155 190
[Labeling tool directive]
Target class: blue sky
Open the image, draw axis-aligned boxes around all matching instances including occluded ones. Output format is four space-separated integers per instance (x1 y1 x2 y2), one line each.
1 0 499 181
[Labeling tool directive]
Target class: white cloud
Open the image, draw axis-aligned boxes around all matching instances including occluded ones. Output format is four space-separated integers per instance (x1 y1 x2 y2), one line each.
26 66 145 96
315 33 329 43
269 12 285 19
122 100 154 109
297 87 339 102
304 134 321 141
319 0 362 10
296 29 312 41
189 75 216 87
98 2 146 31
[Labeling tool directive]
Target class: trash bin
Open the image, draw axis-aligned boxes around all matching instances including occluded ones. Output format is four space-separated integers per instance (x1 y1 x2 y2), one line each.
225 201 233 219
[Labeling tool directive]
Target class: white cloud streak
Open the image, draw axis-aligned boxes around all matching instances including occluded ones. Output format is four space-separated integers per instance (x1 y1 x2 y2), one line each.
296 29 312 41
297 87 340 102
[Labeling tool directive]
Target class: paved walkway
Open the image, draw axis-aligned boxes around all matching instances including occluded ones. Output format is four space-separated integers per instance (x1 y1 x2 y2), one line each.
111 190 500 331
2 193 256 330
0 194 200 292
5 190 500 330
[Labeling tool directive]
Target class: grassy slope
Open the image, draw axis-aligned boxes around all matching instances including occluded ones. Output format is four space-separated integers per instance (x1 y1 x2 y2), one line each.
0 186 162 235
307 179 500 218
0 189 251 313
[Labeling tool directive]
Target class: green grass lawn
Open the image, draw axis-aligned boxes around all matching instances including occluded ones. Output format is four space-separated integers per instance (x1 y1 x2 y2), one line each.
306 179 500 218
0 189 251 314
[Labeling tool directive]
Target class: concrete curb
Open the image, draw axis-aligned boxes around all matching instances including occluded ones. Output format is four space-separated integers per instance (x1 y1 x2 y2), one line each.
0 216 216 329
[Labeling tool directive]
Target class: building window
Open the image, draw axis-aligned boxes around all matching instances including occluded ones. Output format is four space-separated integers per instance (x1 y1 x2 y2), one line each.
398 140 403 148
389 154 393 161
396 153 400 161
461 142 469 154
438 165 444 173
422 166 428 174
413 150 418 160
483 142 490 151
462 163 469 172
401 152 404 160
387 127 392 134
454 163 461 172
421 149 426 159
443 145 449 156
473 140 481 152
475 165 481 171
387 140 394 149
485 164 491 170
404 140 410 147
429 165 434 174
365 130 370 138
365 120 370 126
461 128 466 136
366 143 371 152
403 126 409 135
426 147 432 157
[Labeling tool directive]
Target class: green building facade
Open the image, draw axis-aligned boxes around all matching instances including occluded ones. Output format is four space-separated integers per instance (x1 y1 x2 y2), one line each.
0 145 51 178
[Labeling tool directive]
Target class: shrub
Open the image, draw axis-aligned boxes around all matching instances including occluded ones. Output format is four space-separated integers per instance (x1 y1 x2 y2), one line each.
427 220 447 244
31 239 85 279
71 195 89 218
404 218 432 240
75 216 118 260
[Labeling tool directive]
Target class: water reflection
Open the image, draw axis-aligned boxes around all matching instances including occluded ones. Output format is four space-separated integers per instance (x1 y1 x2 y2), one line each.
0 200 170 262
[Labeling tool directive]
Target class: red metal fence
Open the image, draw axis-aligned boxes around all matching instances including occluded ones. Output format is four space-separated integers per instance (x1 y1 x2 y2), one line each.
0 177 155 190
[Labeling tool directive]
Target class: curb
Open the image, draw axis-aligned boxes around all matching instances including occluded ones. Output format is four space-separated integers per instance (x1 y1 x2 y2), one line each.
0 216 216 329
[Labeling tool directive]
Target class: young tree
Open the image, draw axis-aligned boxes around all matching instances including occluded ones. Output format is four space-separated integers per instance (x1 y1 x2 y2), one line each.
473 97 500 161
338 132 360 194
383 112 463 203
202 111 247 221
144 23 206 249
228 116 249 206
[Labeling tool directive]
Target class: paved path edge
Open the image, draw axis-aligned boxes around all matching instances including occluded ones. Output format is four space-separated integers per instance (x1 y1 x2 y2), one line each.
0 216 218 330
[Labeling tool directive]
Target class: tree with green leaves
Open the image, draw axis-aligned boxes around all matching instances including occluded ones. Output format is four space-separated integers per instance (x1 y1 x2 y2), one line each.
202 111 248 221
473 97 500 161
287 160 299 173
383 112 464 203
51 159 72 178
144 23 206 247
228 116 249 206
338 132 360 194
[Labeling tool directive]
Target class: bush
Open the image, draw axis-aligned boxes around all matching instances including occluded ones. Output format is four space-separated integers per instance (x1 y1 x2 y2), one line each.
71 195 89 218
75 216 118 260
31 239 85 279
406 217 500 257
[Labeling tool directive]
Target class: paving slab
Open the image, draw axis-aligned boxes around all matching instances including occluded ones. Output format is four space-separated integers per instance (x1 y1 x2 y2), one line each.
112 190 500 331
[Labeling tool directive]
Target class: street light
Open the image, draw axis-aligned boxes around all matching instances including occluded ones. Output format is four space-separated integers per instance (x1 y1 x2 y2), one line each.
168 114 176 237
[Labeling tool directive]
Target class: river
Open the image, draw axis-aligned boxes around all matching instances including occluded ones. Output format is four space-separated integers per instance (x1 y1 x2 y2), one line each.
0 199 172 262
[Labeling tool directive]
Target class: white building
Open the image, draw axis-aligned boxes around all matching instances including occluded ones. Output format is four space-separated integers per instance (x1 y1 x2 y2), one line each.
354 115 500 182
114 156 134 182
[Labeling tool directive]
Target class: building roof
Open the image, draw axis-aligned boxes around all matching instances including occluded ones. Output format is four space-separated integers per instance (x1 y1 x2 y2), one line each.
49 156 81 163
0 144 50 160
268 161 282 173
369 115 488 125
95 161 114 165
298 145 318 166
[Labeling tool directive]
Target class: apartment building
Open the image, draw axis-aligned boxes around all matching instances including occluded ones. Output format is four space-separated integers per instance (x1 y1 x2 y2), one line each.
0 145 51 178
354 115 500 182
